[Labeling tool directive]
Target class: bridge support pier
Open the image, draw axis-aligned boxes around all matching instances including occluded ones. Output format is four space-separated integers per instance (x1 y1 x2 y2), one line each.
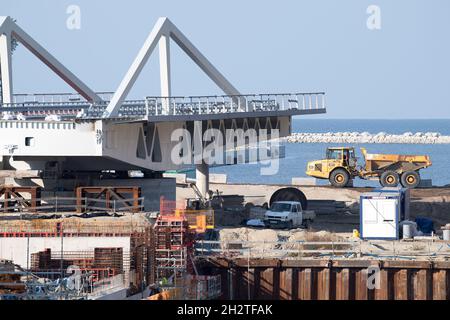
196 162 209 199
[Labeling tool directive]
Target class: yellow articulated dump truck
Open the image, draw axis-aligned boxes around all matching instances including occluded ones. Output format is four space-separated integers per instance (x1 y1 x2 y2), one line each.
306 147 432 189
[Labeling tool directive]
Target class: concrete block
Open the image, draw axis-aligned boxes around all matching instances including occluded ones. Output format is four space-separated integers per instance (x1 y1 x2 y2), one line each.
210 174 227 184
292 177 316 186
162 173 187 184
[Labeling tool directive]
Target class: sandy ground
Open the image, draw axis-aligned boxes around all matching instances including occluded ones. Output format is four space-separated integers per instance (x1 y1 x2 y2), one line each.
178 183 450 227
180 183 450 260
215 226 450 261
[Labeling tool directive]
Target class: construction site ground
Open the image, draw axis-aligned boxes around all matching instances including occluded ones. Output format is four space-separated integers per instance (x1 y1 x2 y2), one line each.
178 183 450 261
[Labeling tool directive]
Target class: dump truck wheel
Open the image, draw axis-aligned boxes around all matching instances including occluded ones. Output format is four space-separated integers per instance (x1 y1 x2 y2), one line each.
330 169 350 188
380 171 400 187
401 171 420 189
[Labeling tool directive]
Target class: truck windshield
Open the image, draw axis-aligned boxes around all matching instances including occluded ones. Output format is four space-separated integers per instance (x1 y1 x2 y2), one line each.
270 203 292 212
327 149 342 160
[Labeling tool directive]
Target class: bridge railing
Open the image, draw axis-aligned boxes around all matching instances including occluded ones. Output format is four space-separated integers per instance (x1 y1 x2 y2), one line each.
1 92 326 119
11 92 114 104
144 92 326 117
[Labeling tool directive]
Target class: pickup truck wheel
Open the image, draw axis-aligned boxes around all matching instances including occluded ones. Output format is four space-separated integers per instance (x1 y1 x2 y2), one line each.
330 169 350 188
401 171 420 189
380 171 400 187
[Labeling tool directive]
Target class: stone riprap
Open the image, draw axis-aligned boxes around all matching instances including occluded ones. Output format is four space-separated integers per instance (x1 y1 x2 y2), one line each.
285 132 450 144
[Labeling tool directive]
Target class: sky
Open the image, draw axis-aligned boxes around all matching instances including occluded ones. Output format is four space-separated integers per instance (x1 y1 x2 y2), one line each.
1 0 449 119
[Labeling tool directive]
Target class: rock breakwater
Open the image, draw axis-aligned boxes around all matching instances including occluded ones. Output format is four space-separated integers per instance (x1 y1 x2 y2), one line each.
286 132 450 144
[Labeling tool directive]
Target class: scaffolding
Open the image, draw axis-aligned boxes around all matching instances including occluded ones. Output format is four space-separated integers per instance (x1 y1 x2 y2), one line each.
153 198 221 299
154 212 194 289
0 218 155 299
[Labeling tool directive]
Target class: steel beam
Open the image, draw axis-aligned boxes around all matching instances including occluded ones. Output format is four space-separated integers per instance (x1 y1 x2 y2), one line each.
159 34 171 114
0 32 13 104
105 17 241 118
0 16 100 103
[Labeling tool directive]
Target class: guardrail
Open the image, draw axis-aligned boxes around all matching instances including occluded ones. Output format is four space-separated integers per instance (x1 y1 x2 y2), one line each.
143 92 325 116
1 92 326 119
0 196 145 214
11 92 114 104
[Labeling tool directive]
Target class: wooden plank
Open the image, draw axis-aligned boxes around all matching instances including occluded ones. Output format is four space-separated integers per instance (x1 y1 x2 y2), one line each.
374 269 389 300
393 269 409 300
298 268 313 300
335 269 350 300
247 268 256 300
238 267 254 300
235 268 245 300
279 268 293 300
355 269 369 300
412 269 430 300
317 268 331 300
432 270 448 300
253 268 261 300
259 268 274 300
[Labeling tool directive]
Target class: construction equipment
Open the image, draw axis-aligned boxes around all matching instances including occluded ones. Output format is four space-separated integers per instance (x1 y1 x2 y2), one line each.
264 201 315 229
306 147 432 188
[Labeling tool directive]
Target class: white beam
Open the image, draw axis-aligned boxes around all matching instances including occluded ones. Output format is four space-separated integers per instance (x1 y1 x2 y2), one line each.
105 17 241 118
104 17 168 117
0 16 100 103
166 19 241 97
159 34 171 114
0 32 13 104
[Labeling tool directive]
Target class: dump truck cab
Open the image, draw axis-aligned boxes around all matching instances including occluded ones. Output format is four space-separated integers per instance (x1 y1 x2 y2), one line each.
306 147 358 187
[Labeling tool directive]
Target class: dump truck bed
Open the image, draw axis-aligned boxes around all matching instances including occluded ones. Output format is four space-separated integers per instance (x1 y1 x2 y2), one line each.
360 148 432 175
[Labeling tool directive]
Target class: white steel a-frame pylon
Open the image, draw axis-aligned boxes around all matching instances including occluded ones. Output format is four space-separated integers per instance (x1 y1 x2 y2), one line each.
104 17 241 118
0 16 100 104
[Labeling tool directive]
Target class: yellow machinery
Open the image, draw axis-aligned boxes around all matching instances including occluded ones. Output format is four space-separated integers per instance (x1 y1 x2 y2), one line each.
174 209 215 233
306 147 432 188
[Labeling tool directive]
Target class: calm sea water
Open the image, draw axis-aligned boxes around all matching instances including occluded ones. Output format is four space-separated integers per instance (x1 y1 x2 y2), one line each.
209 119 450 187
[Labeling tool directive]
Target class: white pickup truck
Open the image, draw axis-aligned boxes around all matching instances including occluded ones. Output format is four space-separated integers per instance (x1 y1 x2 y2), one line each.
264 201 315 229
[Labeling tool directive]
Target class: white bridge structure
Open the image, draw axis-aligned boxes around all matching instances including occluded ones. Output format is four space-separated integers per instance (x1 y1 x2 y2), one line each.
0 16 326 197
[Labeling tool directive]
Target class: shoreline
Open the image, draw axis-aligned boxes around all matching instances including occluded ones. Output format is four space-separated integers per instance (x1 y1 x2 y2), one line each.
285 131 450 144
